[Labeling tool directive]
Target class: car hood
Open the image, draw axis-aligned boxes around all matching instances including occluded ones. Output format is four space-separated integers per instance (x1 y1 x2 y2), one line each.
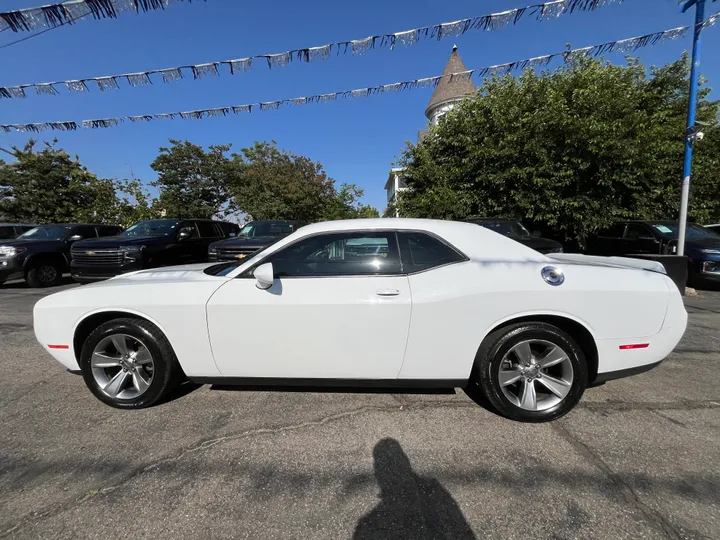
78 263 223 289
73 236 169 248
0 238 63 249
511 236 563 250
686 236 720 249
210 236 280 248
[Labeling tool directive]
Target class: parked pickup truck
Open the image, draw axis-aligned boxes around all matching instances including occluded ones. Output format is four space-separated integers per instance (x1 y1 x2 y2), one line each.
0 224 123 287
586 220 720 286
208 220 303 262
71 218 239 282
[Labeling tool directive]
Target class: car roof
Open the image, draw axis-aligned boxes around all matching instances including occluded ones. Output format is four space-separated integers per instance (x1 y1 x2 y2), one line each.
275 218 549 263
0 223 36 226
466 218 520 223
30 223 120 227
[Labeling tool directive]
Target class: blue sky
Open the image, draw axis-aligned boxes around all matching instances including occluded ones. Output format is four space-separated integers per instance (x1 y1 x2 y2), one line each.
1 0 718 213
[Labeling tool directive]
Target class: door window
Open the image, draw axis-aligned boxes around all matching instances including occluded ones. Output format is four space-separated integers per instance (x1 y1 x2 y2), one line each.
98 226 121 237
196 221 221 238
178 223 199 239
624 224 652 239
73 226 98 239
264 232 401 277
596 223 625 238
398 232 466 273
0 226 16 239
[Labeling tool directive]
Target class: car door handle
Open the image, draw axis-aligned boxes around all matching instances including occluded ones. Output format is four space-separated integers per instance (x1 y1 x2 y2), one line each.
376 289 400 297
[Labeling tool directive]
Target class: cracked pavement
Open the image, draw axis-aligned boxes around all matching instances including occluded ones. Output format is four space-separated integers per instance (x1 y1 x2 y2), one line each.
1 279 719 539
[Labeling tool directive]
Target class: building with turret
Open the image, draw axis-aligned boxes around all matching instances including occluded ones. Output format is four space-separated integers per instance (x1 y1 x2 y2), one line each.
385 46 476 216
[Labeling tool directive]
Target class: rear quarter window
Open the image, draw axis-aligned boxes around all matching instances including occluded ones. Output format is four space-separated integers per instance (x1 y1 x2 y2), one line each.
398 232 466 273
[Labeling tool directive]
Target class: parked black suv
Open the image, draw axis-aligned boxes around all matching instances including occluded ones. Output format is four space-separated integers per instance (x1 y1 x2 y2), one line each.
0 224 123 287
0 223 36 240
586 220 720 285
466 218 564 254
208 220 302 262
71 218 239 281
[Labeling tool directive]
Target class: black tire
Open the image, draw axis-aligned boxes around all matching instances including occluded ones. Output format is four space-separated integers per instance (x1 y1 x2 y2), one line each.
473 322 588 423
25 261 62 288
80 318 182 409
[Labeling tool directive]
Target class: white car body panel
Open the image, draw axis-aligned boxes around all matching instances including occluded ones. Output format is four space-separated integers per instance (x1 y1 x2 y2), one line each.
207 276 411 378
33 219 687 385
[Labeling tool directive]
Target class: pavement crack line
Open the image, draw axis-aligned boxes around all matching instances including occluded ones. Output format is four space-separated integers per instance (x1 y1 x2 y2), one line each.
0 400 471 538
552 422 682 540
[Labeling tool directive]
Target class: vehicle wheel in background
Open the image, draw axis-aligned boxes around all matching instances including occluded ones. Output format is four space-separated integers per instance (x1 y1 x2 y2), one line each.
474 322 588 423
80 318 182 409
25 262 62 288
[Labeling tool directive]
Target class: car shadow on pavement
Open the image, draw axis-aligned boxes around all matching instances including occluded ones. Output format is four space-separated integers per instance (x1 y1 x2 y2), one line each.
0 276 75 289
353 438 476 540
158 380 204 405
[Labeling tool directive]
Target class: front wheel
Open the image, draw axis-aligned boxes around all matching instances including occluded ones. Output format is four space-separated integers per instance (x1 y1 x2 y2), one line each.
474 322 588 423
80 318 182 409
26 262 62 287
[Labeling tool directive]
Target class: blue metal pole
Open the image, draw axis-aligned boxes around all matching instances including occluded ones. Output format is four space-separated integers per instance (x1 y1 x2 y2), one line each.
677 0 706 256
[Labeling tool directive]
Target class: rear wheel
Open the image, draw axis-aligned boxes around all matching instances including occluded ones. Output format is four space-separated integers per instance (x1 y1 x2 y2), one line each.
474 322 588 423
80 318 181 409
26 261 62 287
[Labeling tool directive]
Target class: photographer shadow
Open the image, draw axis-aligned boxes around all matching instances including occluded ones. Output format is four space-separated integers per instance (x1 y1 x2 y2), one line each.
354 438 476 540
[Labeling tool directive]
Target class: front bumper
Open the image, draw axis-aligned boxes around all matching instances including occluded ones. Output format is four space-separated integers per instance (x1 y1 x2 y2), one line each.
0 256 23 282
71 260 143 282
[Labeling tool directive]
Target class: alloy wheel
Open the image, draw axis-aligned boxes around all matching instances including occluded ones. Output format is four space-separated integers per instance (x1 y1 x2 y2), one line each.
37 265 58 284
91 334 155 399
498 339 574 411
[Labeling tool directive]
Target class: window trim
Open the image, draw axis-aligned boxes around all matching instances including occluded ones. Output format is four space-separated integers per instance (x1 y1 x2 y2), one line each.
238 229 468 279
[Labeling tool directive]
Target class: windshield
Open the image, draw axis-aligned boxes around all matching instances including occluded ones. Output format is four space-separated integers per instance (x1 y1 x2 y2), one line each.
238 222 295 238
18 225 70 240
476 221 530 237
649 223 720 241
205 237 285 277
122 220 180 237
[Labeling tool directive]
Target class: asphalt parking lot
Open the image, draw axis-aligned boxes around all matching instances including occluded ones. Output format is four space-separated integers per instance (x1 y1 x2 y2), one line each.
1 279 719 540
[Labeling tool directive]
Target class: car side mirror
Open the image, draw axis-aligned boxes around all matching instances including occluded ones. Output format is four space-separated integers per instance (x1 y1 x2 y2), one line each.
253 262 274 290
178 230 191 240
68 235 83 242
532 231 541 237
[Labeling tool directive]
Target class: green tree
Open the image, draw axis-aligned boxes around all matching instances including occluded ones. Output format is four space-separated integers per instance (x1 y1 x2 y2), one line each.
228 141 378 222
151 139 233 219
397 54 720 246
0 139 104 223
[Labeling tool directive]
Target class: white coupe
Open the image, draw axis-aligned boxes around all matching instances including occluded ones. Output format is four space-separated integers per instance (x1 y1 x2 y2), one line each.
33 219 687 422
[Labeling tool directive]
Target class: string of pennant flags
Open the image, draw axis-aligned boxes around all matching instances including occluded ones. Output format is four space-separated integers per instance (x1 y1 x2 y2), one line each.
3 18 717 134
0 0 201 33
0 0 625 99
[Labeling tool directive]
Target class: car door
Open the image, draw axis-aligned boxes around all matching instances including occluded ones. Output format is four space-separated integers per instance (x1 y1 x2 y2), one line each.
206 231 411 379
589 223 626 255
195 221 224 261
173 221 202 264
622 223 660 254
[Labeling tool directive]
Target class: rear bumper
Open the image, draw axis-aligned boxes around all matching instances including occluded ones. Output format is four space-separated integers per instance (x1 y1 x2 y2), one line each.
594 278 687 380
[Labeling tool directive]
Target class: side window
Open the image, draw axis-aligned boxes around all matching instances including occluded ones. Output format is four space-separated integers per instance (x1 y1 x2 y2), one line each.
398 232 465 273
0 226 17 239
596 223 625 238
98 226 120 237
264 232 401 277
624 224 651 239
73 226 98 239
196 221 220 238
179 222 199 239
